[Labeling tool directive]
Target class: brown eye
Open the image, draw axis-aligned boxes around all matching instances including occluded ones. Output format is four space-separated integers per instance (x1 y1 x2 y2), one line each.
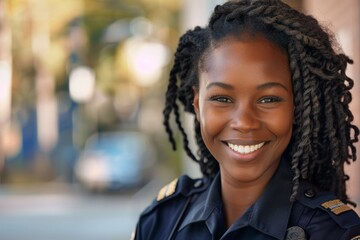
210 95 232 103
258 96 282 104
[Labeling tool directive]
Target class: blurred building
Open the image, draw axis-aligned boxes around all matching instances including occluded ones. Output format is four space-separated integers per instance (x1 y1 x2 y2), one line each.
303 0 360 213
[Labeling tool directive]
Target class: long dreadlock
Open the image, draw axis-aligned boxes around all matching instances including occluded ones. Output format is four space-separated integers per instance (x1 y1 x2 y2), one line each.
162 0 359 205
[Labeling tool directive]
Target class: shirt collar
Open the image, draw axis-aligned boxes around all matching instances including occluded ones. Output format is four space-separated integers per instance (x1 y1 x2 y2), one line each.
178 172 222 231
245 158 293 239
179 158 294 239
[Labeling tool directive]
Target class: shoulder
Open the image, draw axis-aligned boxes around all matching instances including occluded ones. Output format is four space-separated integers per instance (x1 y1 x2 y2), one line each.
292 180 360 239
142 174 209 214
134 175 210 239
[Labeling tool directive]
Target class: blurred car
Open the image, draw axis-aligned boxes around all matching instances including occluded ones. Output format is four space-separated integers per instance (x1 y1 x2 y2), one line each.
74 131 156 192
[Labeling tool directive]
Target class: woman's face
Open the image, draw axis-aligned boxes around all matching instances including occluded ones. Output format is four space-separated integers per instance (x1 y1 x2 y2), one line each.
193 34 294 185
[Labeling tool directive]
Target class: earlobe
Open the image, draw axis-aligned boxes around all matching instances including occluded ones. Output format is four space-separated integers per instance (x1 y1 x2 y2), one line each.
192 87 200 121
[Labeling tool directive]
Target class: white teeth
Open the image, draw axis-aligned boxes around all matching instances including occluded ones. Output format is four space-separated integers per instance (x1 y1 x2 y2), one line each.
228 142 265 154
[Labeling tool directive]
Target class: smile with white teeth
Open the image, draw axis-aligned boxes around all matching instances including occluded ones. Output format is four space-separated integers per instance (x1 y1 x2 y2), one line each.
227 142 265 154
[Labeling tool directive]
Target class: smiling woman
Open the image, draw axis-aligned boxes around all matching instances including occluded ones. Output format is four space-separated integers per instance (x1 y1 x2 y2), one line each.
133 0 360 239
193 36 295 226
193 36 294 207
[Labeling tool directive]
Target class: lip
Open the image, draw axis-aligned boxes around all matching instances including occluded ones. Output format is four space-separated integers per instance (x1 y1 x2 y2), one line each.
224 139 267 145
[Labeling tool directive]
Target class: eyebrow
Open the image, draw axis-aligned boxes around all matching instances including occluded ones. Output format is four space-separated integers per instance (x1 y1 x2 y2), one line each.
206 82 234 90
256 82 290 92
206 81 290 92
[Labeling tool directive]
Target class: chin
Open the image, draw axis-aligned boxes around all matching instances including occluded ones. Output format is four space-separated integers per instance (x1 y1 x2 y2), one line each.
224 168 263 183
220 161 279 185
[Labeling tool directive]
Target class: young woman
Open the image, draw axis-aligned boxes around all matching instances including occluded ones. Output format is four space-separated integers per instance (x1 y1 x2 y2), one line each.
133 0 360 239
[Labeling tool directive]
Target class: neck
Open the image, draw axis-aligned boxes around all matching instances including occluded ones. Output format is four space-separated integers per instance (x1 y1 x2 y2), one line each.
221 173 272 228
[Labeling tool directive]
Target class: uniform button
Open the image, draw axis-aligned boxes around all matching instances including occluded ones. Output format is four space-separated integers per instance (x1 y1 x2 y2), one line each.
304 188 315 198
194 180 202 188
286 226 306 240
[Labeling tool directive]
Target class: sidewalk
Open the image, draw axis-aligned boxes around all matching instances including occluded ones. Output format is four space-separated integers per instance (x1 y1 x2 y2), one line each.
0 180 161 240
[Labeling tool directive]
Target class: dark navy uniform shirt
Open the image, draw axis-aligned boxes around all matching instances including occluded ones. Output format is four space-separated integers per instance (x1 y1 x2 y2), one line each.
134 159 360 240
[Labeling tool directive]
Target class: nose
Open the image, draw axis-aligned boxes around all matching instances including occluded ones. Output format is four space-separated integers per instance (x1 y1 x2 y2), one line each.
229 104 261 132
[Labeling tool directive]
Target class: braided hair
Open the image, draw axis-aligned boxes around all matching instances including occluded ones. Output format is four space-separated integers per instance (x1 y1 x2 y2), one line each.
163 0 359 204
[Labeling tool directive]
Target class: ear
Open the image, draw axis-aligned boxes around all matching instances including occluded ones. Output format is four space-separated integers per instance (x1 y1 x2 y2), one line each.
192 87 200 121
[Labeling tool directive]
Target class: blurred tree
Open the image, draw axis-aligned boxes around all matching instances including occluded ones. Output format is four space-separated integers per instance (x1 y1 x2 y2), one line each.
7 0 180 119
4 0 181 183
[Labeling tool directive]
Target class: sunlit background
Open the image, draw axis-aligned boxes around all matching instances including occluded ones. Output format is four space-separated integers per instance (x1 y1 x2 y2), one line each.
0 0 359 239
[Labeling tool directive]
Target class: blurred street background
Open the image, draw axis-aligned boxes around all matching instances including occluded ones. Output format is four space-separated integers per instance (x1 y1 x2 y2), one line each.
0 0 359 239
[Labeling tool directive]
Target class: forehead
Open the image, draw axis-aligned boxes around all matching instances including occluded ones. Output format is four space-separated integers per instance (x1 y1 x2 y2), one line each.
200 34 291 88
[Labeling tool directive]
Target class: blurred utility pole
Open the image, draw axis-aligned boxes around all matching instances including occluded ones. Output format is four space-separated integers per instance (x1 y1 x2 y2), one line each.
30 0 58 154
0 0 12 180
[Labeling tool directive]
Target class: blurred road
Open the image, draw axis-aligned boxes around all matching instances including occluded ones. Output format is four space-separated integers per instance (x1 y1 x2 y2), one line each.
0 180 162 240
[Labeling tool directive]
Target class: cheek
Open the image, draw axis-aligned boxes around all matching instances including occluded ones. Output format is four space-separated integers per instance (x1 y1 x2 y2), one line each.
265 107 293 141
199 105 227 140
